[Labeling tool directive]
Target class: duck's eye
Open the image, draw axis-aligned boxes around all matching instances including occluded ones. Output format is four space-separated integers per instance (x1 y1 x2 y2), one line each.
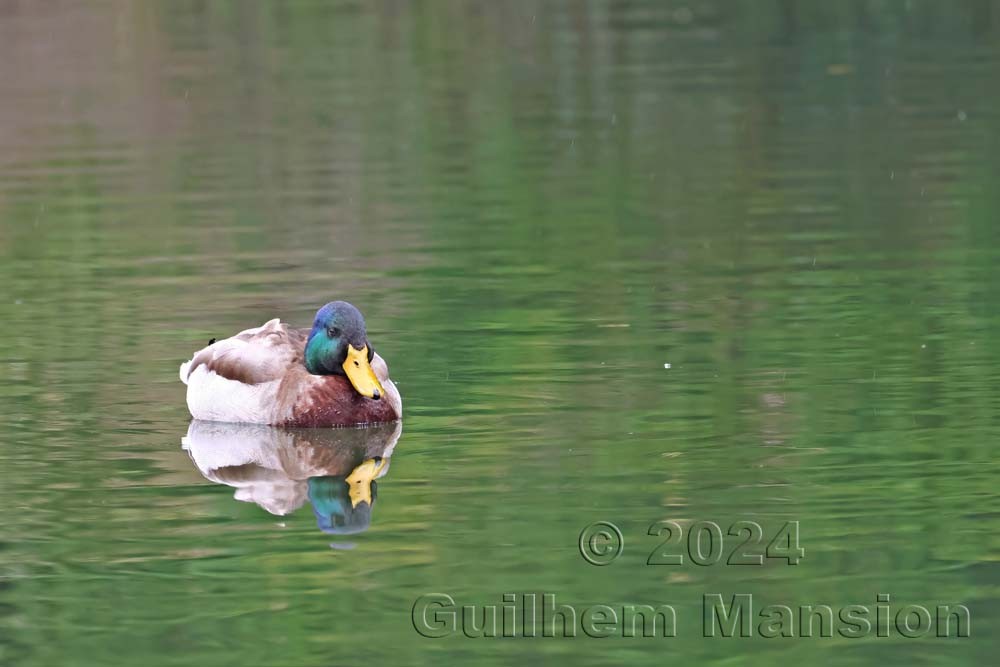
327 327 341 338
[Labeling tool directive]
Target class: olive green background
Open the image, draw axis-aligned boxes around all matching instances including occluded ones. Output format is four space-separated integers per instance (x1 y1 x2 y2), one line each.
1 1 997 665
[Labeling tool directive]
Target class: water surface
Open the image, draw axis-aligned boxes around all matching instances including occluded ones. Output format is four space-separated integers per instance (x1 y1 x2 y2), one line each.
1 2 998 665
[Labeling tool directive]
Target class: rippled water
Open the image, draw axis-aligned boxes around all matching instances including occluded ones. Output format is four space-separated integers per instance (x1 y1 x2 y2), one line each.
1 2 998 665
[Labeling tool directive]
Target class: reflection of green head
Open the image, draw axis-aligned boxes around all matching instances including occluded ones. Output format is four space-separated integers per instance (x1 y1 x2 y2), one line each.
307 476 376 535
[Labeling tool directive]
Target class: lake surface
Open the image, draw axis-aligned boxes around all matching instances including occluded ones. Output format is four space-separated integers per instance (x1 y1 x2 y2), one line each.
1 2 998 665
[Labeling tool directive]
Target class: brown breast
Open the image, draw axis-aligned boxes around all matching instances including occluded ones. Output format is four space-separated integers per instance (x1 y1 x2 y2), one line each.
281 374 399 427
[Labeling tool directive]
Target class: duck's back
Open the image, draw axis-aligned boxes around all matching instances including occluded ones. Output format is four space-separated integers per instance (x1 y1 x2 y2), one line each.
179 318 306 424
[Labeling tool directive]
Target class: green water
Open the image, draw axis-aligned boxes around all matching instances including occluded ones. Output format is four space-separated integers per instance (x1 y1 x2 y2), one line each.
1 2 998 665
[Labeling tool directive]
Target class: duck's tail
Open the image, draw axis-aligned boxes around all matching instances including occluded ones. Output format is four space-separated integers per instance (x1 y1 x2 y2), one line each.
179 359 193 385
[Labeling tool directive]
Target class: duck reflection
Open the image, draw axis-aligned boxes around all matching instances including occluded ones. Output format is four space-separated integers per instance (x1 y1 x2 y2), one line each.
182 420 401 535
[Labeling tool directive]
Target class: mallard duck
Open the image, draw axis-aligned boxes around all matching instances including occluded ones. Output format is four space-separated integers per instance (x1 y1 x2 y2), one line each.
179 301 401 426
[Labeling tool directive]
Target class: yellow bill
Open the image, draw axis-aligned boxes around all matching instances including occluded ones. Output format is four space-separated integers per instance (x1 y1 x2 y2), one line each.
342 344 385 400
347 457 387 507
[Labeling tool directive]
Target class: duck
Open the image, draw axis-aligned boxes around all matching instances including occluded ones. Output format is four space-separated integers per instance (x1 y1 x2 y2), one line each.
179 301 401 427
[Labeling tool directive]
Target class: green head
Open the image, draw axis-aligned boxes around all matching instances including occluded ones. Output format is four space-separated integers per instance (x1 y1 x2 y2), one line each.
304 301 385 400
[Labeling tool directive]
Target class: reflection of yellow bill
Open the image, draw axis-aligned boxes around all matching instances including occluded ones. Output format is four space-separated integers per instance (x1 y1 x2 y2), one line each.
347 458 387 507
342 344 385 399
